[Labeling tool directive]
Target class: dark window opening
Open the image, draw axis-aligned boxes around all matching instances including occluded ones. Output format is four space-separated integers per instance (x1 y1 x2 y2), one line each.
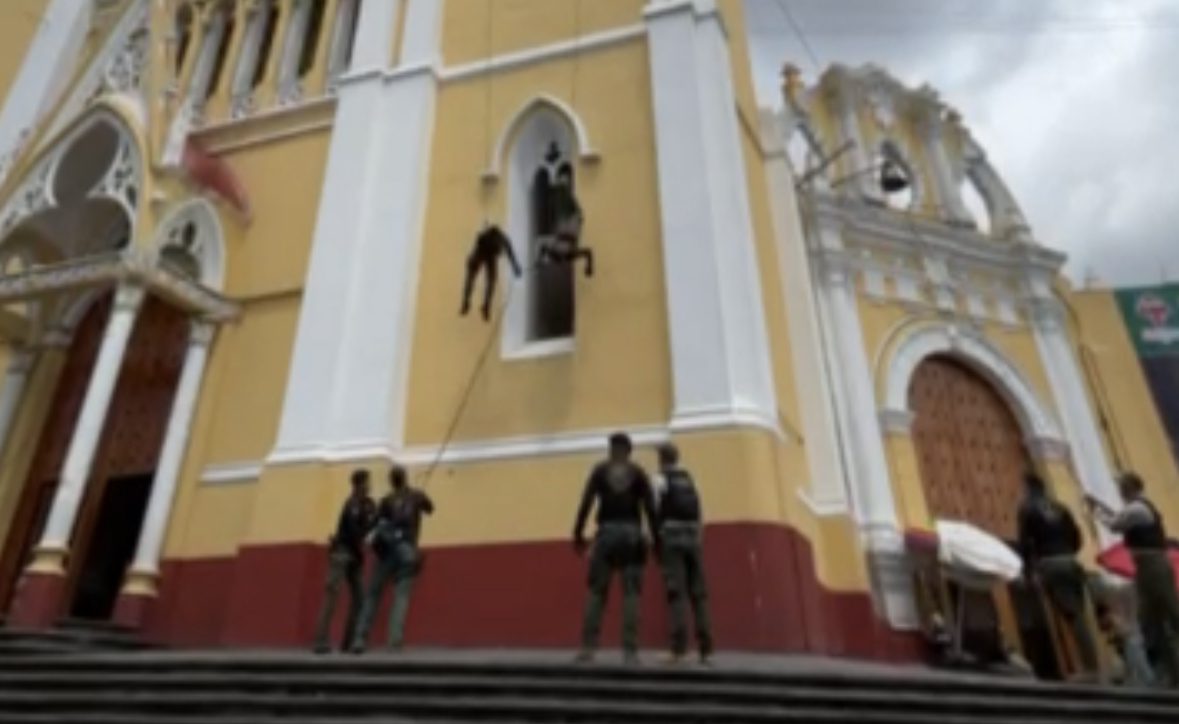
206 7 236 101
342 0 362 70
527 147 576 342
298 0 328 78
175 4 194 74
252 0 280 88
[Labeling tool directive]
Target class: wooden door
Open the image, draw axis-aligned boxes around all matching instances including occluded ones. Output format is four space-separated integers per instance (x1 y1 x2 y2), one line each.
908 355 1030 541
0 295 111 612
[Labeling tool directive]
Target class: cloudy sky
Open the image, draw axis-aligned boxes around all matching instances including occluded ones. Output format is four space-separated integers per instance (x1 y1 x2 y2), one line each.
744 0 1179 287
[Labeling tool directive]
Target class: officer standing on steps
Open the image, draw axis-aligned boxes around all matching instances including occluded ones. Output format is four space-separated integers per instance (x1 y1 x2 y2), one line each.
654 443 713 665
573 432 660 665
351 464 434 654
312 469 376 654
1089 472 1179 687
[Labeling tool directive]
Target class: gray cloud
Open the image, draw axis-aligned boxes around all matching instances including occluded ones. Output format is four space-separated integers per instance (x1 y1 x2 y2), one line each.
745 0 1179 286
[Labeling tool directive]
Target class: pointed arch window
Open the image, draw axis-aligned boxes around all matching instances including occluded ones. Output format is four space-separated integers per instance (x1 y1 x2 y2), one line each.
277 0 327 104
202 2 236 103
501 104 587 357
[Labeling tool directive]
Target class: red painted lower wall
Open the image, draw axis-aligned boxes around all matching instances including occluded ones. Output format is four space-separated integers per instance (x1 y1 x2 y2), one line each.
146 523 921 662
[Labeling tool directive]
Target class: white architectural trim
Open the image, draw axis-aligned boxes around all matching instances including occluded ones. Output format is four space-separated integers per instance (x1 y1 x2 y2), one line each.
200 460 264 485
0 0 93 181
498 101 581 358
271 0 443 461
0 348 35 457
125 320 215 579
442 24 645 84
645 0 778 435
36 284 144 553
879 320 1064 442
482 95 599 183
1025 281 1119 510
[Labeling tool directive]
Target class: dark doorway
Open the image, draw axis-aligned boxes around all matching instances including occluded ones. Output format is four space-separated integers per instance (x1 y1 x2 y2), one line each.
69 474 152 620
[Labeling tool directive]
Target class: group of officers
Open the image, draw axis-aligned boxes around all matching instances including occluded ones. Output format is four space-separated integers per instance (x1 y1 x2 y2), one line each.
312 432 712 664
311 429 1179 683
1017 470 1179 686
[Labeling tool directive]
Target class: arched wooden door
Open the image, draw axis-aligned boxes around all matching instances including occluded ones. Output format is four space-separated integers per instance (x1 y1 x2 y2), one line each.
908 355 1031 541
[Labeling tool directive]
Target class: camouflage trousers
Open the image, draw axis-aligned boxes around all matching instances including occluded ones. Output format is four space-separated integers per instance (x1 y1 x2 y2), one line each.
581 523 646 654
659 524 713 656
352 541 420 650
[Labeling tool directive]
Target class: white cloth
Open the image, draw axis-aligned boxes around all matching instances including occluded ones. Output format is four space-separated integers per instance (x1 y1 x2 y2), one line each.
935 520 1023 584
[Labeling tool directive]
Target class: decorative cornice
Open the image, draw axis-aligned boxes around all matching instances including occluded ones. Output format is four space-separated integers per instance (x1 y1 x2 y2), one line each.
0 251 240 322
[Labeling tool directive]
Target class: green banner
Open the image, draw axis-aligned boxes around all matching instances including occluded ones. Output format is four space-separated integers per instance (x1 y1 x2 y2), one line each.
1115 283 1179 358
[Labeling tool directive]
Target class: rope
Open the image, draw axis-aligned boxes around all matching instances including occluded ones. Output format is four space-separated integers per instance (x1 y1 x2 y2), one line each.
418 279 516 490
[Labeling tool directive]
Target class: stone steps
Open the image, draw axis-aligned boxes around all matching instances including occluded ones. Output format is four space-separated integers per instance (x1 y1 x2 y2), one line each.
0 652 1174 723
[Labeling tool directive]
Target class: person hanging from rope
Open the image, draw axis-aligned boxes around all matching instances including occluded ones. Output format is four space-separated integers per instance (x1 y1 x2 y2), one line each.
461 222 521 321
535 142 593 278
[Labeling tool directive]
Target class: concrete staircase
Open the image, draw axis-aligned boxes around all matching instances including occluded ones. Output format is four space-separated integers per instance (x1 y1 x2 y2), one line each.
0 619 148 656
0 649 1175 723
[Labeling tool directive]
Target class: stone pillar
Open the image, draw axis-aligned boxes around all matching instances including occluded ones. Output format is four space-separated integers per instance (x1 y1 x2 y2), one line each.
113 320 215 629
812 220 914 629
8 285 144 629
0 348 35 457
643 0 778 433
1027 275 1119 518
271 0 436 460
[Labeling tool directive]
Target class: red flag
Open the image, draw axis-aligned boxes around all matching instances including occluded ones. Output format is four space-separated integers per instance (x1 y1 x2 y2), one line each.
182 138 252 220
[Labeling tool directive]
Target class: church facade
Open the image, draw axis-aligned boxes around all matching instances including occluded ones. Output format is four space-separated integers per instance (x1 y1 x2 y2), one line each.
0 0 1174 662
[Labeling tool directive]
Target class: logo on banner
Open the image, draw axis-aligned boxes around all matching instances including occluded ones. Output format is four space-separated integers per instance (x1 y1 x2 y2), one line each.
1137 293 1179 345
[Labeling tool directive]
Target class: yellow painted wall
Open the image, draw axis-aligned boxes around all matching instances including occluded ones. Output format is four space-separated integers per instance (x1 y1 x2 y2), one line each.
1071 289 1179 523
406 39 671 444
0 1 47 111
442 0 645 67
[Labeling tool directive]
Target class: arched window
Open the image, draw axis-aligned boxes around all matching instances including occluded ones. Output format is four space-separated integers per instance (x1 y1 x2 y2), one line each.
253 1 280 88
174 4 194 74
502 103 585 355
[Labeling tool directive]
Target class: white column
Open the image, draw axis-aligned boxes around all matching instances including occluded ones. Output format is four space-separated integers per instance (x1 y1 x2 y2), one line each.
762 112 847 512
0 348 35 456
812 219 913 629
271 0 439 463
125 320 215 580
36 284 144 554
644 0 778 433
0 0 91 183
1027 274 1119 508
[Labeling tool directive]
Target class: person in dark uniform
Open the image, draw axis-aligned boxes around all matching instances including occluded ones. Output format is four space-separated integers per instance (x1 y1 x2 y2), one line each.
460 223 521 321
1089 472 1179 686
573 432 660 664
312 469 376 653
350 464 434 653
654 443 713 665
1017 471 1100 679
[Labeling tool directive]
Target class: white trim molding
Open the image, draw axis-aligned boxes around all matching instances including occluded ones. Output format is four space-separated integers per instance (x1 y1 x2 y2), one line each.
482 95 599 184
442 23 646 84
645 0 778 436
880 320 1065 444
200 460 264 486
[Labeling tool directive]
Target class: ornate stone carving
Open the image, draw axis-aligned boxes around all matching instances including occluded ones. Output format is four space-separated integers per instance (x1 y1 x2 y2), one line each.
103 26 150 97
92 137 141 221
0 161 54 236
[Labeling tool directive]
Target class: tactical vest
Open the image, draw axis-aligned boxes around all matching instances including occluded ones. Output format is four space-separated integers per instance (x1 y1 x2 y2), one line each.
661 469 701 524
1126 499 1168 552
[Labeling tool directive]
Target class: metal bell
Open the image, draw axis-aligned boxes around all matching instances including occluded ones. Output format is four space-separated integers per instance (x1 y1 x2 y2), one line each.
880 159 910 193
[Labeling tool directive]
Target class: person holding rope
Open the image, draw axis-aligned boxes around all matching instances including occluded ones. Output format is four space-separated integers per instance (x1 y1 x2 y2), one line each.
351 464 434 653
